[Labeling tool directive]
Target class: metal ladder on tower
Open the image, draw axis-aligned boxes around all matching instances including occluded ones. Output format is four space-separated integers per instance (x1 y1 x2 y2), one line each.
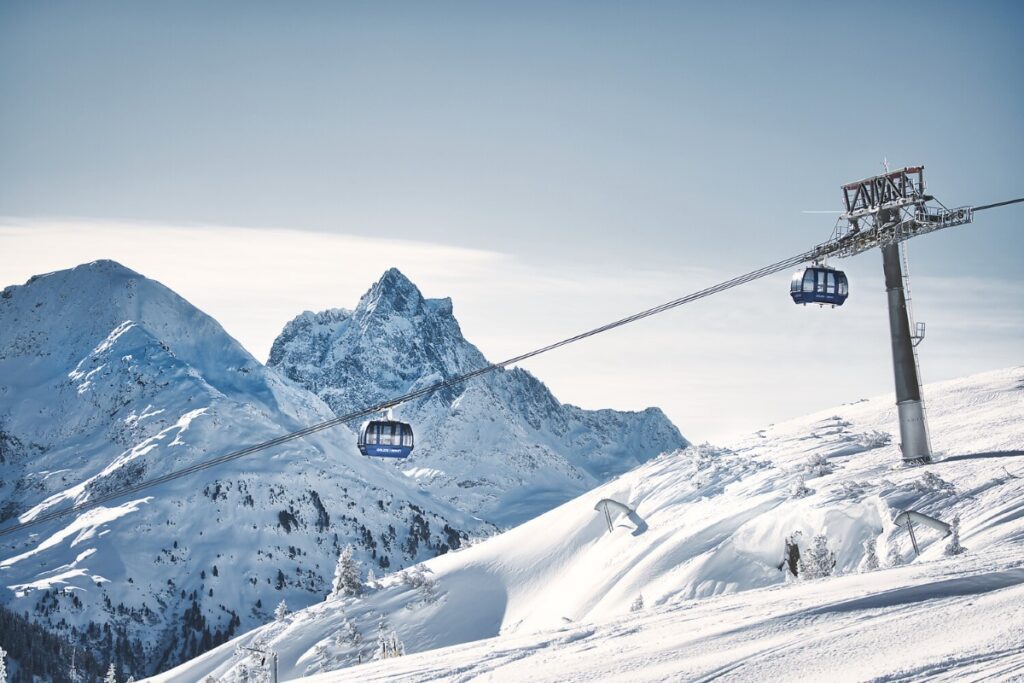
900 240 933 454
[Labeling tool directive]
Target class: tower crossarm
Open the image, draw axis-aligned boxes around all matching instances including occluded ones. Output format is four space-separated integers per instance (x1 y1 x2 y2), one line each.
814 202 975 261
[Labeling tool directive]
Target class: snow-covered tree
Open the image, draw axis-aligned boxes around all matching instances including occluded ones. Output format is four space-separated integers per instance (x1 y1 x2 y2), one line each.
630 594 644 612
104 661 118 683
944 515 966 556
913 471 955 493
886 543 904 567
313 642 329 673
68 650 81 683
789 477 812 498
798 534 836 579
389 631 405 657
366 567 377 588
375 614 390 660
859 537 879 572
803 454 834 478
331 544 363 598
275 599 289 620
336 612 361 646
401 566 438 607
855 430 891 449
0 645 7 683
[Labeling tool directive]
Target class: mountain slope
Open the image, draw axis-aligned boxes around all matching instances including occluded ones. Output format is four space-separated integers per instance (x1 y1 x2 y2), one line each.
154 366 1024 681
0 261 484 678
268 268 687 526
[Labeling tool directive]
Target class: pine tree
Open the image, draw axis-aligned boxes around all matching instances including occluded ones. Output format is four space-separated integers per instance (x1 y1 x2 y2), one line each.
389 631 405 657
366 567 377 588
798 534 836 579
944 515 966 556
860 537 879 572
104 661 118 683
313 642 329 672
0 644 7 683
331 545 363 598
375 614 389 659
275 599 289 620
886 543 904 567
336 613 361 646
630 594 644 612
68 649 81 683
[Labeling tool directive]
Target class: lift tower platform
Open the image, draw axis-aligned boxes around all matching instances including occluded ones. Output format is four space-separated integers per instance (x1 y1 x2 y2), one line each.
830 166 972 463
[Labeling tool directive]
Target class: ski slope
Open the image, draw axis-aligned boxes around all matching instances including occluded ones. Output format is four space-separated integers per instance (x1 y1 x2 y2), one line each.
154 366 1024 682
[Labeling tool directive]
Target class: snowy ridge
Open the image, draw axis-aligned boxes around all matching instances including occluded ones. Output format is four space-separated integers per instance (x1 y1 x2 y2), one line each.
268 268 688 526
0 261 484 677
154 367 1024 681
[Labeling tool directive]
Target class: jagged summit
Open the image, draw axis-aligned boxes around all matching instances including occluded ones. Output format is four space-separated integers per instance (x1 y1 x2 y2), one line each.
268 269 687 526
359 267 428 318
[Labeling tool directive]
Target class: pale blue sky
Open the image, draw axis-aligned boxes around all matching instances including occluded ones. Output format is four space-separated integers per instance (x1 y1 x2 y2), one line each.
2 2 1021 439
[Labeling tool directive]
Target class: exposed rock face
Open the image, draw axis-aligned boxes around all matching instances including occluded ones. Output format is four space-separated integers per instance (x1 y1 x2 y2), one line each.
269 268 688 526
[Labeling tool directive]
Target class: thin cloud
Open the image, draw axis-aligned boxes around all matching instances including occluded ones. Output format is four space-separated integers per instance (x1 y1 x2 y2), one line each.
2 218 1019 443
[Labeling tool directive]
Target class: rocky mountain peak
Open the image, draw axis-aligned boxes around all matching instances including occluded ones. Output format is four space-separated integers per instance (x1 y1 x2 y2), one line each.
268 269 688 526
0 261 483 678
358 267 427 319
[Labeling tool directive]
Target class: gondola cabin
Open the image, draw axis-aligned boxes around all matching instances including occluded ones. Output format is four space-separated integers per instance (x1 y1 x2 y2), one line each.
790 265 849 306
358 420 414 458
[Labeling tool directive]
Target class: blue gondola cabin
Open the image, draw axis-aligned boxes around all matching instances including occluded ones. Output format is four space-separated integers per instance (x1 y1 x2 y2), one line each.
358 420 414 458
790 266 849 306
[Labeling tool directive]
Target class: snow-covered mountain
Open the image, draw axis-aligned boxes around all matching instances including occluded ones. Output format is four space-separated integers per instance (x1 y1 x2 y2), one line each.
156 366 1024 681
0 261 484 678
268 268 687 526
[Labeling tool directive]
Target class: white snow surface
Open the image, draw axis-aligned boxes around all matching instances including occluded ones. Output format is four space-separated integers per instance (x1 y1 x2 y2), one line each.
0 261 485 673
267 268 688 527
154 366 1024 682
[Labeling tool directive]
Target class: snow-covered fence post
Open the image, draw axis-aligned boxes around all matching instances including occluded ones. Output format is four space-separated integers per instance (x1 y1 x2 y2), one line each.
905 517 920 556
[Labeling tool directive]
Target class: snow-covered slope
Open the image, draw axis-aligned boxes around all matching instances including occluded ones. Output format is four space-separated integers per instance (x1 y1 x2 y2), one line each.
0 261 484 677
268 268 687 526
155 366 1024 681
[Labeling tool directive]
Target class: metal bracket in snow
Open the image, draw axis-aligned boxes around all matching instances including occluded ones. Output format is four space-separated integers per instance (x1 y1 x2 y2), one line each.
594 499 647 535
893 510 951 557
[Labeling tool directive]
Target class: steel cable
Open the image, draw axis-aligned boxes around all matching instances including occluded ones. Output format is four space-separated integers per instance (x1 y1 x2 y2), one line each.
0 250 814 537
2 193 1020 537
